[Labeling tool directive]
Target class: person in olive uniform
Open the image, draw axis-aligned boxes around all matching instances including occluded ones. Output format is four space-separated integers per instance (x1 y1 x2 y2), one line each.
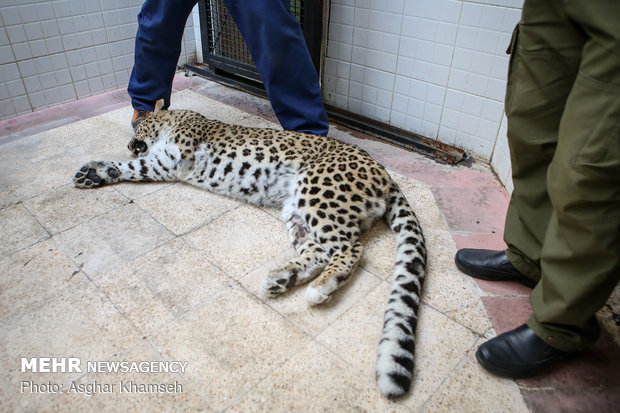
455 0 619 378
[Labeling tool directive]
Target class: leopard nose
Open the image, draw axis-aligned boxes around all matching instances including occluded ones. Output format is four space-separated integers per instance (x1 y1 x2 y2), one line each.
128 139 147 155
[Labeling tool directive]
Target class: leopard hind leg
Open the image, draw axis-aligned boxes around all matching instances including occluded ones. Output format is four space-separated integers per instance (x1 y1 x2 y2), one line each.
304 236 364 305
260 212 329 297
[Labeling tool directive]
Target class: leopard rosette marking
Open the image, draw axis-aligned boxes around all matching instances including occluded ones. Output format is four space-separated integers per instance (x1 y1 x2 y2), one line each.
73 105 427 398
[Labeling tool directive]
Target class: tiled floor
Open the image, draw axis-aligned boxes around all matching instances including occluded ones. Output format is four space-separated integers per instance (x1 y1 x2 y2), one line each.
0 73 618 412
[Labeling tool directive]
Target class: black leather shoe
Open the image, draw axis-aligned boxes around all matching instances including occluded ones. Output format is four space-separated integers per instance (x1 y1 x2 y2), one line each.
455 249 537 288
476 324 569 379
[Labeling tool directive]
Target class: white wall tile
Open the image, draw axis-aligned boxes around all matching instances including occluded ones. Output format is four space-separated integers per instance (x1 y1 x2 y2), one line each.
88 76 104 94
1 0 198 119
469 0 523 8
33 56 51 74
0 62 20 83
50 54 67 70
6 25 27 43
6 79 25 97
0 101 16 118
54 69 71 85
0 44 14 64
28 90 44 109
58 84 76 101
28 38 45 57
39 72 56 89
73 79 90 98
12 95 31 114
0 83 9 100
98 60 113 75
17 5 39 24
52 1 71 19
439 90 504 158
24 22 43 40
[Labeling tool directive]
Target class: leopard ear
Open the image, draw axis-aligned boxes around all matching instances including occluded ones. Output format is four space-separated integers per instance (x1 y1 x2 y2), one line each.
153 99 165 114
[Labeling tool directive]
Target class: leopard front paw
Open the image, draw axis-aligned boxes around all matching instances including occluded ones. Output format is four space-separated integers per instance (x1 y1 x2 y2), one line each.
73 161 121 188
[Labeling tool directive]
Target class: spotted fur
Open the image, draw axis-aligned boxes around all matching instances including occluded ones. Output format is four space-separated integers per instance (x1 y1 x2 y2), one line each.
73 105 427 397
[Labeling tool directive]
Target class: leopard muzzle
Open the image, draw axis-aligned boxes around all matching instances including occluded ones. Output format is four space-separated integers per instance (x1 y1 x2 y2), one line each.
128 138 148 156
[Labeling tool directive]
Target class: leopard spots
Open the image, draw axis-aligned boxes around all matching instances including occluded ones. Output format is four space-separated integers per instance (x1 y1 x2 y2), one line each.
74 108 426 398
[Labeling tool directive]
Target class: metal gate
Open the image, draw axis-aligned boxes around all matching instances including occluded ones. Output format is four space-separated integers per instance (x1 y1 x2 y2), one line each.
191 0 323 93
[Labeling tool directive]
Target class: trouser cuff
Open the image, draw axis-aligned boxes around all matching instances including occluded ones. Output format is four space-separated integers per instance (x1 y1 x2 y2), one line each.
526 314 598 353
505 249 540 282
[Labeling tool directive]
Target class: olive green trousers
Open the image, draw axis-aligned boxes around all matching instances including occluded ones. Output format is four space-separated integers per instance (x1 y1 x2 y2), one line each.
503 0 620 352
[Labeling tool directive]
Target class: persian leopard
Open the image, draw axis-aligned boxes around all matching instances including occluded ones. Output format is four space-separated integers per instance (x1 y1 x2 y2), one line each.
73 101 427 398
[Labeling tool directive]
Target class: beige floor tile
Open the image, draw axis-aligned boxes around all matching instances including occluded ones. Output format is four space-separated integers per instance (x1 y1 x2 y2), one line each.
53 203 175 277
424 338 529 413
112 182 174 202
0 203 49 254
357 175 448 281
0 130 66 168
359 220 396 279
0 186 18 209
91 106 135 139
257 204 283 221
422 230 481 313
1 149 90 201
23 184 128 234
0 276 142 411
38 340 211 413
390 171 448 231
314 282 389 374
228 340 409 413
1 114 130 162
0 358 15 412
183 205 289 279
94 238 232 336
134 183 240 235
444 298 494 337
317 283 480 411
357 221 490 337
241 253 382 337
0 238 79 323
0 89 532 411
150 285 310 411
0 119 132 202
420 227 493 335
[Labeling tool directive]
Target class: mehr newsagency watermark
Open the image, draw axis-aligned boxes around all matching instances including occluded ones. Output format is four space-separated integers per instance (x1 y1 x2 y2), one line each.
19 357 186 396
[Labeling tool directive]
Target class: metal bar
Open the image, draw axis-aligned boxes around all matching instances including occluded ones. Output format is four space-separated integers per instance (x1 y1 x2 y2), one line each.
325 105 466 165
302 0 324 75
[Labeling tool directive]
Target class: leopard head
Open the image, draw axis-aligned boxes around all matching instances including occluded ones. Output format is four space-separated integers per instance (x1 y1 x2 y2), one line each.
128 99 168 156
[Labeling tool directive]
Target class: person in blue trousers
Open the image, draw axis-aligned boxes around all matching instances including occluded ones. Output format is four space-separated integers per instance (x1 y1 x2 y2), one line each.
128 0 329 136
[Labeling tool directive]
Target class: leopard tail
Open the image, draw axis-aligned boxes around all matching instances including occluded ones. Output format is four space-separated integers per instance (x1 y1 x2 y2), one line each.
376 182 427 398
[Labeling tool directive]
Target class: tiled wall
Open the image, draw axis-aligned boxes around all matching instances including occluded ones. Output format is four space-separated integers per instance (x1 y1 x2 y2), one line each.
1 0 520 189
0 0 198 119
324 0 523 188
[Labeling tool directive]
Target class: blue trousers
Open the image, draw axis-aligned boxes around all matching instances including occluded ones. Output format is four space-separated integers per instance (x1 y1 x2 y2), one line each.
128 0 329 136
